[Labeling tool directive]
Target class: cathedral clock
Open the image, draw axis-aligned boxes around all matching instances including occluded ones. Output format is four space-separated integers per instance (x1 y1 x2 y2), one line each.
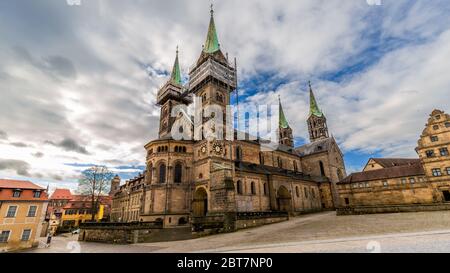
212 142 223 155
201 145 207 154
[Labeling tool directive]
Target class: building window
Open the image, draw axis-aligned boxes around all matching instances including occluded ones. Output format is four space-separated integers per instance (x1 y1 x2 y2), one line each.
159 164 166 183
21 229 31 241
319 161 325 176
447 167 450 175
430 136 439 142
435 115 441 120
294 161 298 172
401 178 407 185
174 163 182 184
263 183 268 196
237 180 243 195
304 187 308 198
445 122 450 128
382 180 389 187
426 150 435 158
344 198 350 205
433 125 439 130
12 190 21 198
419 177 424 182
259 152 264 165
409 178 415 184
311 189 316 198
0 231 10 243
277 157 283 168
296 186 300 198
432 168 442 177
27 206 37 217
235 146 242 161
6 206 17 218
365 182 370 188
250 182 256 195
33 191 41 198
440 148 449 156
359 183 363 188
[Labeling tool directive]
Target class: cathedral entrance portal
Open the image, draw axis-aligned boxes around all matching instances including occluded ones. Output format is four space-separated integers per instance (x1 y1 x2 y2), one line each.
277 186 292 212
193 188 208 217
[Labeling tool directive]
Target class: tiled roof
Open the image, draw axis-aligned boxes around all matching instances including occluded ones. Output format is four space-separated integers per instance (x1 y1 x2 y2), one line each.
295 138 333 156
0 179 44 190
236 162 329 183
50 188 73 200
370 158 421 168
338 164 425 184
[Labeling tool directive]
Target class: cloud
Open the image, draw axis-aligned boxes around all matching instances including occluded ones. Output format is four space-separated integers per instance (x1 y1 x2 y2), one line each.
0 159 31 176
0 130 7 140
45 138 90 155
32 152 44 158
0 0 449 185
9 142 31 148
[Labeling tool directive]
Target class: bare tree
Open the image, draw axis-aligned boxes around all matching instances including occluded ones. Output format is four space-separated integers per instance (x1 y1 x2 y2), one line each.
78 166 114 221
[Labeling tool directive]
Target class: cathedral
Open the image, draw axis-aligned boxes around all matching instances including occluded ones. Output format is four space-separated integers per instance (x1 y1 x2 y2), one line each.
110 7 346 230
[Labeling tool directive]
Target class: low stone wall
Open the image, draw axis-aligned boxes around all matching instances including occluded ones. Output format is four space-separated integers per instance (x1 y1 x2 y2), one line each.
235 211 289 230
337 203 450 215
79 222 192 244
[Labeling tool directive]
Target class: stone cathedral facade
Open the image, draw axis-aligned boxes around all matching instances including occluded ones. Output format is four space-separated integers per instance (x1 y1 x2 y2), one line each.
110 8 346 229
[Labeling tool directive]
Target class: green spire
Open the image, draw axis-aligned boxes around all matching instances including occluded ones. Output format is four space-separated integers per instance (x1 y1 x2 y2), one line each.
278 95 290 129
203 4 220 54
170 46 182 85
309 81 323 117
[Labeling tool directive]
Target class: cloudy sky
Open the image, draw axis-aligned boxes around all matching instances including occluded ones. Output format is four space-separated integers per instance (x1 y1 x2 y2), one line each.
0 0 449 191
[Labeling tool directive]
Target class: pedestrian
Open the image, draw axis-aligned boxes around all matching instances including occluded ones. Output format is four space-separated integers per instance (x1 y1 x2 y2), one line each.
46 233 52 248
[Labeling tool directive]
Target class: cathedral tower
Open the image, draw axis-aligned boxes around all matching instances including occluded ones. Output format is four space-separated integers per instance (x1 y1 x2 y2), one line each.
307 82 329 142
188 6 236 140
278 96 294 148
157 47 191 139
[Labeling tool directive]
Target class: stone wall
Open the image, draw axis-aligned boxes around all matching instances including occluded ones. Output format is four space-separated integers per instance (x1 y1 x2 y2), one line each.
79 223 192 244
337 203 450 215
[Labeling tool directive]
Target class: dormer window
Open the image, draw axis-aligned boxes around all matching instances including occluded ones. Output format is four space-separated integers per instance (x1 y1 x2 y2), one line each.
430 136 438 142
33 191 41 198
433 125 439 130
435 115 441 120
12 190 21 198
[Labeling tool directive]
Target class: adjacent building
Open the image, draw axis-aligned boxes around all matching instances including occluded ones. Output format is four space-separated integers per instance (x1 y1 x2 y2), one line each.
0 179 48 252
46 188 111 232
416 109 450 201
337 109 450 214
110 173 145 222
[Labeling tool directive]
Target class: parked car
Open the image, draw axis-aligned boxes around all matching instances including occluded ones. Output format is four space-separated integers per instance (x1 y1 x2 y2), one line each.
71 229 80 235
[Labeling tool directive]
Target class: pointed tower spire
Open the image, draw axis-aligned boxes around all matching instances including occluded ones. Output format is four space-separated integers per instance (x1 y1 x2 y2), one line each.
278 95 289 129
309 81 323 117
278 95 294 148
170 46 182 85
203 4 220 54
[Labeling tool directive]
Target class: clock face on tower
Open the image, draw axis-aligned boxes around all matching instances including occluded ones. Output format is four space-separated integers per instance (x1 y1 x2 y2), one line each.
201 145 207 154
213 142 223 155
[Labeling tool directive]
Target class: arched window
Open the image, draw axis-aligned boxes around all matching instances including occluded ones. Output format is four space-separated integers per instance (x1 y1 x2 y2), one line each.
251 182 256 195
147 163 153 184
278 157 283 168
263 183 268 196
319 161 325 176
157 147 161 153
235 146 242 161
294 161 298 172
182 146 186 153
259 152 264 165
174 163 182 184
174 146 178 153
296 186 300 197
237 180 243 195
159 164 166 184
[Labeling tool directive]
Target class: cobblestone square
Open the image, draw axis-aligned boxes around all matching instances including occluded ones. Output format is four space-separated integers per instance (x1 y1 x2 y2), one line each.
28 211 450 253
